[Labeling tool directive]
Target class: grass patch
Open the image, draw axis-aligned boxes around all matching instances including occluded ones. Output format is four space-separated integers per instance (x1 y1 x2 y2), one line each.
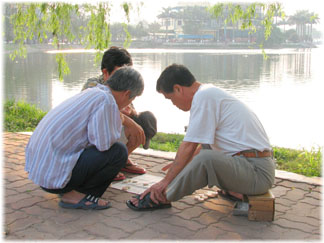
273 146 322 177
149 132 322 177
4 100 47 132
150 132 184 152
4 100 322 177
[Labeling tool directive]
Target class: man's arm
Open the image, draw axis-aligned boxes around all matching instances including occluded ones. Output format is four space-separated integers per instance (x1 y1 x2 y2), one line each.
141 141 199 204
122 113 145 149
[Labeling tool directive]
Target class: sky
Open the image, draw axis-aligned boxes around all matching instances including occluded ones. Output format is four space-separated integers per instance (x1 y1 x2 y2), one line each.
107 0 324 31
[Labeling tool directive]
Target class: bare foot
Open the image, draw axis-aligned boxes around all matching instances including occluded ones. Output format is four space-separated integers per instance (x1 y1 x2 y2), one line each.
227 191 244 200
61 190 109 207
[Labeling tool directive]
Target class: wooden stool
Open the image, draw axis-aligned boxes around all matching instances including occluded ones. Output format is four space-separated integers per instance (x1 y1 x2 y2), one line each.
247 190 275 221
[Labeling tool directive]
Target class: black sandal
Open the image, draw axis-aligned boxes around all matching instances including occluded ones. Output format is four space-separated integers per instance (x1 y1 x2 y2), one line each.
126 193 171 211
59 194 112 210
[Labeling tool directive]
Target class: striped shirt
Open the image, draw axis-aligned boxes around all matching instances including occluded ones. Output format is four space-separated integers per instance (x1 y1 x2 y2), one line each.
25 84 122 189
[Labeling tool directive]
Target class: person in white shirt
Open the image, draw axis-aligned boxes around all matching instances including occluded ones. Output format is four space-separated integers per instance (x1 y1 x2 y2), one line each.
25 67 145 210
127 64 275 211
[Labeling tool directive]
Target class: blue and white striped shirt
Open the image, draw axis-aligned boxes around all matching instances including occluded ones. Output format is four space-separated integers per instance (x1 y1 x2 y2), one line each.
25 84 122 189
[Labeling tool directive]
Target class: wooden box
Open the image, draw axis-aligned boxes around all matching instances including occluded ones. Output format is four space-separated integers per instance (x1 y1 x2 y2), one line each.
247 190 275 221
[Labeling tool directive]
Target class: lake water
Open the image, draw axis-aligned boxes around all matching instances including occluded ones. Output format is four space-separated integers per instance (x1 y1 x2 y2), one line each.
4 47 324 149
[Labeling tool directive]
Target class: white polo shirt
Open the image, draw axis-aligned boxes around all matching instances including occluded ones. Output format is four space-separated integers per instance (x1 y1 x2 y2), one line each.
184 84 271 155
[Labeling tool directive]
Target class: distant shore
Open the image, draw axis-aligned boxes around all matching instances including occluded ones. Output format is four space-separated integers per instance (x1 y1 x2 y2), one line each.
4 41 319 54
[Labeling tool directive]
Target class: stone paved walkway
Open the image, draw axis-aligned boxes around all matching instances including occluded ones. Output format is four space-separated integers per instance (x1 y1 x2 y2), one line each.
3 132 322 240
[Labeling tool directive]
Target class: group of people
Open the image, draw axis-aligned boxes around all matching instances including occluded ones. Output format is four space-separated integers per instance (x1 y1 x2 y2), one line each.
25 46 275 211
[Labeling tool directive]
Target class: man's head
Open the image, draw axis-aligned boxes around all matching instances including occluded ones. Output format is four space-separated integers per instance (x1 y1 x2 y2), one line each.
101 46 133 80
105 67 144 110
156 64 197 111
131 111 157 149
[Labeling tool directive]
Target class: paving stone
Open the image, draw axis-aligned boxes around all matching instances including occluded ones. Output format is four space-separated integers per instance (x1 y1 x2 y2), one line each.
279 228 318 240
5 191 32 204
307 190 321 200
103 216 143 233
37 199 60 210
277 180 314 191
271 185 291 197
175 205 208 220
84 222 130 239
13 226 57 240
161 215 206 231
15 183 41 193
274 218 318 233
5 210 29 225
298 196 322 207
21 204 58 219
51 210 84 224
7 179 32 189
4 174 26 182
279 212 320 227
10 196 47 210
7 215 43 232
128 227 167 240
283 188 307 201
3 132 322 240
253 224 289 240
275 202 291 213
171 201 194 210
192 224 225 239
63 229 98 240
148 221 194 238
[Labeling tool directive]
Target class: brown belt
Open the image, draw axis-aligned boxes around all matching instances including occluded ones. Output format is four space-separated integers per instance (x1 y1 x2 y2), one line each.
233 150 273 158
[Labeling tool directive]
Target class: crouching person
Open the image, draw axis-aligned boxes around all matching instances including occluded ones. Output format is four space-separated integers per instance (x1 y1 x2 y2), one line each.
126 64 275 211
25 67 145 210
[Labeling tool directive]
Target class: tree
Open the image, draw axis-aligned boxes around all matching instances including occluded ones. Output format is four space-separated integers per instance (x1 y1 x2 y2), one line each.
209 2 285 47
181 6 213 35
148 22 161 39
8 2 132 80
288 10 319 42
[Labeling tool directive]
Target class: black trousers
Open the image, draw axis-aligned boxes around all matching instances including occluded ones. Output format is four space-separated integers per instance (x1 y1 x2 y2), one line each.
42 142 128 197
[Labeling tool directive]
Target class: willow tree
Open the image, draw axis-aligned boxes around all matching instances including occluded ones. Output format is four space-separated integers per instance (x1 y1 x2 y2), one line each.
8 2 285 79
209 2 285 57
9 2 132 80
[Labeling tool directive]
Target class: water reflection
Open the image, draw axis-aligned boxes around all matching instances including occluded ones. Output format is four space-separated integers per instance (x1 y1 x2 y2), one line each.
3 48 323 149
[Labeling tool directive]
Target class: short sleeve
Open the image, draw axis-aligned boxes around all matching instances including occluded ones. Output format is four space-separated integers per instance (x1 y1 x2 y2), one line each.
87 102 122 151
183 93 218 145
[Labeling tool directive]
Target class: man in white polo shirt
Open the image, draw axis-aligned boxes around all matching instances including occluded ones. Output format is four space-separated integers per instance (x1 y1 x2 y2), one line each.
25 67 145 210
127 64 275 211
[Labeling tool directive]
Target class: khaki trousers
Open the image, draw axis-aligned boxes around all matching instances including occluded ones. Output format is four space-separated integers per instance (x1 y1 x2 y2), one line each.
166 149 275 202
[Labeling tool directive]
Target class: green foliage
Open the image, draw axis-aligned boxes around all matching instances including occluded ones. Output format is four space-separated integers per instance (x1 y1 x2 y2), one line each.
4 100 47 132
3 100 322 178
148 132 322 177
273 146 322 177
208 2 285 57
9 2 132 80
149 132 184 152
208 2 285 40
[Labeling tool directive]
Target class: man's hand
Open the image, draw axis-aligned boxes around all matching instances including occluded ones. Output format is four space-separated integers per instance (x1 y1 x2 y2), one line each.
141 179 169 204
123 114 145 149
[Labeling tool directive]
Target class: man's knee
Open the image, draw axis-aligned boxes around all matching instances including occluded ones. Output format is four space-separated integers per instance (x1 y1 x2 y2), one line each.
110 142 128 166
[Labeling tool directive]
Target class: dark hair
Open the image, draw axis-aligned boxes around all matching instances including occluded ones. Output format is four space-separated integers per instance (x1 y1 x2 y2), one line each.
156 64 196 93
106 67 144 99
101 46 133 74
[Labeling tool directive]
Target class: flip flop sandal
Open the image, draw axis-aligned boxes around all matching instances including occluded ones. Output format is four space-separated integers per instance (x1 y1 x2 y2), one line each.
113 172 126 181
59 194 112 210
126 193 171 211
121 165 146 174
